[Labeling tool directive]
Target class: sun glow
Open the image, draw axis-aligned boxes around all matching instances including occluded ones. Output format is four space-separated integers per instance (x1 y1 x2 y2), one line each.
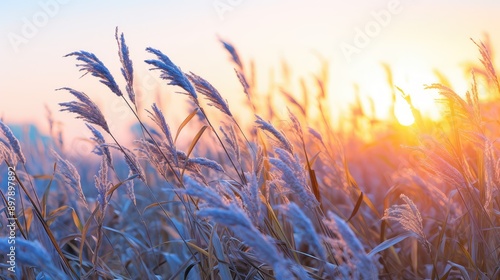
394 96 415 126
348 57 447 128
398 79 441 121
391 59 443 122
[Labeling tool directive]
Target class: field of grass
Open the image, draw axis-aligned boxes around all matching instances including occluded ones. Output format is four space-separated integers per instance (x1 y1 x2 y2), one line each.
1 29 499 279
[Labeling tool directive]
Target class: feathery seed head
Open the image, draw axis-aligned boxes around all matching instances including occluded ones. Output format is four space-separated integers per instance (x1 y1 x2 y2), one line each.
255 115 293 153
235 69 251 98
269 149 318 209
308 127 325 146
220 123 241 163
121 146 145 183
240 172 263 225
288 108 304 138
184 176 228 209
86 124 113 168
146 104 179 165
125 170 136 205
219 39 243 70
104 143 145 185
58 88 110 133
51 149 88 209
115 28 135 104
145 47 198 102
95 157 111 211
149 104 173 141
187 72 232 117
0 139 17 166
65 50 123 97
0 121 26 165
472 38 500 93
382 194 431 254
187 157 225 173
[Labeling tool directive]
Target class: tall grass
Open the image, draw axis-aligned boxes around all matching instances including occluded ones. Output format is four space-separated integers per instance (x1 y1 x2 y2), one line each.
0 29 499 279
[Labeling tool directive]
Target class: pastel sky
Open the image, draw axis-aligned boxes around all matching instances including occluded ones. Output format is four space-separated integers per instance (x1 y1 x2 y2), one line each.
1 0 500 146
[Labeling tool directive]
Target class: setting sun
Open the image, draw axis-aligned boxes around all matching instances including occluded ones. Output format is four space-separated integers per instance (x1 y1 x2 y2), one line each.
391 57 445 120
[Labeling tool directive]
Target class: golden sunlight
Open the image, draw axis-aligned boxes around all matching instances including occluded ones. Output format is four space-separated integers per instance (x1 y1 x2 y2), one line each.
392 60 443 122
394 96 415 126
399 79 441 121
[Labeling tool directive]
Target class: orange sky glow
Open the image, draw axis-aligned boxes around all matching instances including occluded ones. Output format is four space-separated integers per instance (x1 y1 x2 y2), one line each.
1 0 500 148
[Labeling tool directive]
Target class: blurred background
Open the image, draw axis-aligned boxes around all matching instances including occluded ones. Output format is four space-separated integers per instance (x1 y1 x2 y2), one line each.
1 0 500 149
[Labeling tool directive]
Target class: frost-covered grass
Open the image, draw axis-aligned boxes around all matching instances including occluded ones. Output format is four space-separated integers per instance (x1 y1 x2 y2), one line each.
0 29 499 279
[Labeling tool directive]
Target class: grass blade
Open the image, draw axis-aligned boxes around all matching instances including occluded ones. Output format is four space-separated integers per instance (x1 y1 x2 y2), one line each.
368 232 413 257
175 108 200 144
346 191 363 223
